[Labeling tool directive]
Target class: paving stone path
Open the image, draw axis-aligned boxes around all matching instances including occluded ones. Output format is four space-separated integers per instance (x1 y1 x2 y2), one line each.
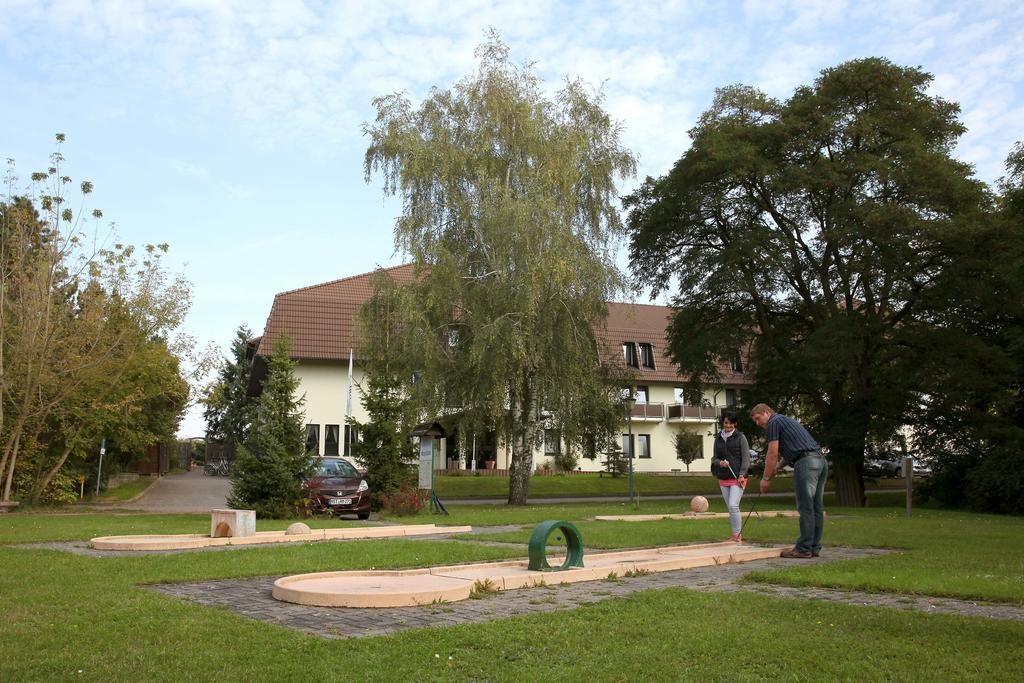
147 545 1024 639
23 527 1023 634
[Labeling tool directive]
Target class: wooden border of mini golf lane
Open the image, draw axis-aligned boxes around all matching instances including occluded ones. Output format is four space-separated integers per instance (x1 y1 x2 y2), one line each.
89 524 473 551
271 541 783 608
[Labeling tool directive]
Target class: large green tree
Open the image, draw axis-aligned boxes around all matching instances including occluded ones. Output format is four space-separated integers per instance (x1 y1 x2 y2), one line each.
1 138 191 504
363 34 635 504
912 143 1024 513
625 58 995 506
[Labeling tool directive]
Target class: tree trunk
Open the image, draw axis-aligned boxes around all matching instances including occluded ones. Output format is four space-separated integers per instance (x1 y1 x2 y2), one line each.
31 443 75 504
507 376 536 505
831 456 865 507
507 430 533 505
2 433 20 502
821 399 869 508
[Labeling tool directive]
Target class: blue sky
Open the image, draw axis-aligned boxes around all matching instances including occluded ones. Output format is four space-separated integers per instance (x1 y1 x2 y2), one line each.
2 0 1022 438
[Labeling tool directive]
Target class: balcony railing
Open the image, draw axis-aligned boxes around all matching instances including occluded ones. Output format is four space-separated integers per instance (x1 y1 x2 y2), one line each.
628 402 665 420
667 403 725 421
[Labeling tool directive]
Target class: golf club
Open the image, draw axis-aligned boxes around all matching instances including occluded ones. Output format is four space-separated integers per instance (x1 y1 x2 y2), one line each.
740 487 761 537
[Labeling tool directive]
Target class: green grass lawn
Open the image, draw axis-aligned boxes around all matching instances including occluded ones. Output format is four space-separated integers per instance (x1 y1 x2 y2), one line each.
2 505 1022 681
461 504 1024 605
433 471 910 498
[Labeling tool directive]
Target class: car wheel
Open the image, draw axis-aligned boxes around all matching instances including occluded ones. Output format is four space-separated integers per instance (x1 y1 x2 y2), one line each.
357 512 370 520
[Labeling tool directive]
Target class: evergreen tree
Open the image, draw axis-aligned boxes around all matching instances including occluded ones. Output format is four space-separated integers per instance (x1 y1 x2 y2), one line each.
203 324 255 450
228 336 311 518
351 271 418 502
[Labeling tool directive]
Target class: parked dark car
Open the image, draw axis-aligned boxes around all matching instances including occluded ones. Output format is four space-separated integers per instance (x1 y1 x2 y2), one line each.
303 457 371 519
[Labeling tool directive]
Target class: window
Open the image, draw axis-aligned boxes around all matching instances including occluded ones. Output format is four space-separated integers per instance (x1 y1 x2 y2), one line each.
725 389 738 407
622 433 634 459
639 343 656 369
305 424 320 455
544 429 561 455
343 424 359 456
731 351 744 373
622 342 639 368
635 386 649 404
324 424 340 456
674 387 703 405
582 434 598 460
638 434 651 459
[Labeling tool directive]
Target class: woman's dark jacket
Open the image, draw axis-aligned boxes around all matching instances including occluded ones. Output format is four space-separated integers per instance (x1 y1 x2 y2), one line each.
713 430 751 480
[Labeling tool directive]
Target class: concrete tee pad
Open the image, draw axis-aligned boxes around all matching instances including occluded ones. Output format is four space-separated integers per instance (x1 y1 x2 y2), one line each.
272 541 782 608
89 524 472 551
594 511 804 522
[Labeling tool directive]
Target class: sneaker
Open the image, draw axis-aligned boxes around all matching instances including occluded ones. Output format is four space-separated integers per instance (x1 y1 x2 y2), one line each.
780 548 813 559
729 533 743 543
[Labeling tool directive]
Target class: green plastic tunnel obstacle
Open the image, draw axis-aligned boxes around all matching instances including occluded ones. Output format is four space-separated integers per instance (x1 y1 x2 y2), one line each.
527 520 585 571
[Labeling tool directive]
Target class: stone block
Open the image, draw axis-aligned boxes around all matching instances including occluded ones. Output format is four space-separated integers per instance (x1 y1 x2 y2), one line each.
210 509 256 538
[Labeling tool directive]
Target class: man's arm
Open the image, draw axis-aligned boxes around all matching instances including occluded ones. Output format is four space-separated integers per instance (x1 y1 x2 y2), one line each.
760 440 780 493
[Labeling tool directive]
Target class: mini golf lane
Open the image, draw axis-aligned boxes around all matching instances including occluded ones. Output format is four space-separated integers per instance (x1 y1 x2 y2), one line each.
595 511 803 521
272 541 783 608
89 524 473 551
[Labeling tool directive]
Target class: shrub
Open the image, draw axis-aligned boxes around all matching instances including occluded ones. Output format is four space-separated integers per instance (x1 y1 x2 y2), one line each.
963 448 1024 515
377 482 429 516
920 442 1024 515
553 450 578 472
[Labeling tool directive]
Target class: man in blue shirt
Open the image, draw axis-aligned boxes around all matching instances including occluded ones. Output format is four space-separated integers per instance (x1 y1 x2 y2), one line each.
751 403 828 558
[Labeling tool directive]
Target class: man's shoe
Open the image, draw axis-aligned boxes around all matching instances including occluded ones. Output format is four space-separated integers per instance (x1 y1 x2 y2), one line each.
780 548 813 559
812 550 820 557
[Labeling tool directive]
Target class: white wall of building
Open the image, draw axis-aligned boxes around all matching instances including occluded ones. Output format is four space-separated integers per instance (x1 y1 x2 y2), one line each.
294 361 740 474
294 361 368 456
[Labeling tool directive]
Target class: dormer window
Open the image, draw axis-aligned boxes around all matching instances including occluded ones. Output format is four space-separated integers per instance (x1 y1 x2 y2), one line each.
622 342 639 368
639 343 655 369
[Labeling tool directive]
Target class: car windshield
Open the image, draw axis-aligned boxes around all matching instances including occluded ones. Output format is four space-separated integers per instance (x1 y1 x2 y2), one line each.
315 459 359 478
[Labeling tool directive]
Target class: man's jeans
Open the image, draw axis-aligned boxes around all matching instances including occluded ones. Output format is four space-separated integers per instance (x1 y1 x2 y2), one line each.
793 454 828 554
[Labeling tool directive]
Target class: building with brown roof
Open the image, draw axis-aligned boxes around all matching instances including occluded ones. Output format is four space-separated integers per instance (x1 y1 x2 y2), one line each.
255 264 752 473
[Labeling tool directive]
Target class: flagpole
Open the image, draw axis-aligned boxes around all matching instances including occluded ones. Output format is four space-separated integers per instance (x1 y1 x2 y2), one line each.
346 348 353 456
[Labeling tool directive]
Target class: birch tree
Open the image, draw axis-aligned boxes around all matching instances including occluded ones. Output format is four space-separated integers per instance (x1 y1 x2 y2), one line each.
363 34 635 504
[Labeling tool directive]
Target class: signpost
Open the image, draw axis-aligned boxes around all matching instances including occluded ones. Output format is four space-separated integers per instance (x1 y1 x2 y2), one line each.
411 423 447 515
903 455 913 517
94 438 107 495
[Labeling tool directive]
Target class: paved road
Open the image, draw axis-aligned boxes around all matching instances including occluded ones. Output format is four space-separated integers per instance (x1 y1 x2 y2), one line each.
108 468 231 513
